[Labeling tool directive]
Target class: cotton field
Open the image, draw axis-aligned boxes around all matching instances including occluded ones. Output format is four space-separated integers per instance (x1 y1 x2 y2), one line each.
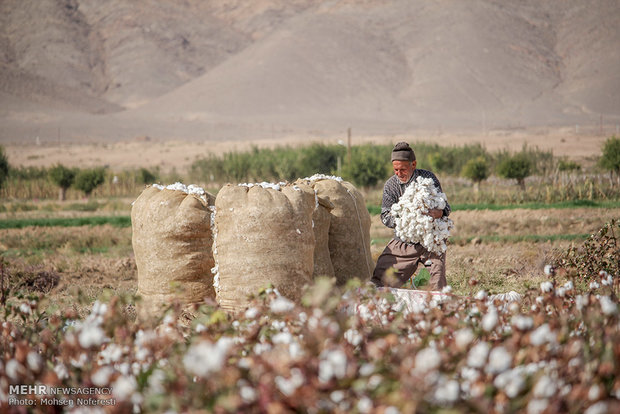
2 175 619 413
1 270 619 413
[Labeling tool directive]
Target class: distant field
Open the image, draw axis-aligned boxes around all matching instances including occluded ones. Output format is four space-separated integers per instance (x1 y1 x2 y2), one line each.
1 204 617 301
2 199 619 229
0 215 131 229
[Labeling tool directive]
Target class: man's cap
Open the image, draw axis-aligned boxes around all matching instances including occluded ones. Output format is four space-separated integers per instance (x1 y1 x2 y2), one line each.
391 142 415 162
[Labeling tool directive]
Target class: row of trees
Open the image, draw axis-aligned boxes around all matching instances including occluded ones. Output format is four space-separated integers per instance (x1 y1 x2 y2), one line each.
0 147 164 200
48 165 106 200
189 136 620 189
1 136 619 199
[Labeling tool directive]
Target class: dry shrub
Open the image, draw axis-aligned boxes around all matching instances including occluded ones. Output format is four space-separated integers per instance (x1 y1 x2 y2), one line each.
559 219 619 281
0 259 60 295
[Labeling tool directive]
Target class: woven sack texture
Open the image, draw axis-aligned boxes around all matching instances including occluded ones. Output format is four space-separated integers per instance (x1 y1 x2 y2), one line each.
311 179 374 284
312 195 336 279
214 183 315 311
131 186 215 319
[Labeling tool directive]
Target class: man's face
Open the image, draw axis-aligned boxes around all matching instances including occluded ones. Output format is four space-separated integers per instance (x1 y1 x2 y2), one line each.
392 160 416 183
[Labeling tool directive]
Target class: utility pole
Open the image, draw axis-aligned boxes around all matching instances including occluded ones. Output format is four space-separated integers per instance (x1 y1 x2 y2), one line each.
347 127 352 165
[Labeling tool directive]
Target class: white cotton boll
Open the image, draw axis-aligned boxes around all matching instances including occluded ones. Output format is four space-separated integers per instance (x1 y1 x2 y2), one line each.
512 315 534 331
239 181 286 191
475 290 488 300
585 402 609 414
318 349 347 383
245 307 259 319
494 369 525 398
486 346 512 374
330 390 345 403
272 332 293 345
530 324 556 346
153 182 209 203
288 341 304 359
240 385 257 403
599 296 618 315
91 366 114 387
26 351 42 372
6 359 24 381
54 363 69 380
275 368 305 396
588 384 603 401
527 399 549 414
183 338 233 378
540 281 554 293
344 329 363 347
359 363 375 377
357 397 373 413
414 347 441 374
19 303 31 314
433 378 459 405
79 324 106 348
461 366 480 382
467 342 490 368
482 308 499 332
455 328 475 350
270 297 295 313
304 174 343 182
533 375 557 398
601 271 613 286
112 375 137 401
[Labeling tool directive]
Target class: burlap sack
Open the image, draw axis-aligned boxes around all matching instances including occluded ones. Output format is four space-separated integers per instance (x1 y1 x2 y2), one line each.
312 196 336 279
309 178 374 284
131 185 216 320
214 183 315 311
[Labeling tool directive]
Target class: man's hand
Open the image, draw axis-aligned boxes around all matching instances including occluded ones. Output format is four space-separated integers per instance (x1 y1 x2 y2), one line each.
427 209 443 220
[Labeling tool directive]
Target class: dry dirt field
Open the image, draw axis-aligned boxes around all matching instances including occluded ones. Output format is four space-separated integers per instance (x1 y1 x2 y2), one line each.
3 205 617 316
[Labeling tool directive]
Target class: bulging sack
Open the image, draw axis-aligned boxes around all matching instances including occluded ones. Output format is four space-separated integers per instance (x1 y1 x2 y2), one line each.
312 195 336 279
302 176 374 284
214 182 315 311
131 184 216 320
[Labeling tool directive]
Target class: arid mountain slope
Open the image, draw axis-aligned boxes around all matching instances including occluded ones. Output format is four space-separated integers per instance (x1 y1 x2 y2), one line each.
0 0 618 143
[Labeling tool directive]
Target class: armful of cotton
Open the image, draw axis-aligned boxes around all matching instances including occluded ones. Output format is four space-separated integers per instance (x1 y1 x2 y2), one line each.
390 176 454 254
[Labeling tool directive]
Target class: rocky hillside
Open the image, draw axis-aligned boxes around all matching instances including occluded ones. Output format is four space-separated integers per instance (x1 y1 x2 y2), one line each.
1 0 619 143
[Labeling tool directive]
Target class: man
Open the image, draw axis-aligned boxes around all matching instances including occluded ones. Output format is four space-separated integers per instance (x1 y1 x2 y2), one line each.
370 142 450 290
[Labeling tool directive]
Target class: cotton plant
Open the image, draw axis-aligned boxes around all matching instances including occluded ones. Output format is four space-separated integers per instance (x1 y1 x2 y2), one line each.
2 270 620 413
390 176 454 254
